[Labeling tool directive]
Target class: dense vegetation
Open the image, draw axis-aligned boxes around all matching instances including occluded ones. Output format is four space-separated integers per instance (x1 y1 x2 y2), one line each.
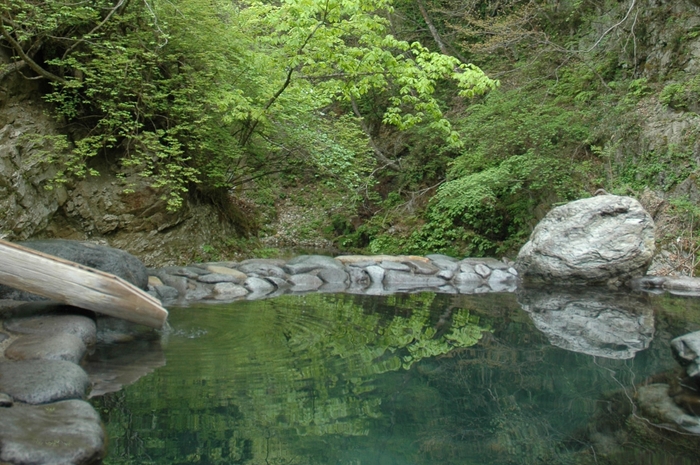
2 0 700 261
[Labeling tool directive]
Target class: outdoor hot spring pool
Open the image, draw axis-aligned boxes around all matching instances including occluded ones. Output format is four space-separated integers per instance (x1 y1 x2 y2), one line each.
87 290 700 465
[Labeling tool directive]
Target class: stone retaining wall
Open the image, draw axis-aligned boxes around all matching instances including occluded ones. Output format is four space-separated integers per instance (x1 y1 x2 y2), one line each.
148 254 519 304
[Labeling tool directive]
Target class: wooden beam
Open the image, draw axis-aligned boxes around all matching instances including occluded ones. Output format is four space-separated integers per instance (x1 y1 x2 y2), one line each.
0 239 168 328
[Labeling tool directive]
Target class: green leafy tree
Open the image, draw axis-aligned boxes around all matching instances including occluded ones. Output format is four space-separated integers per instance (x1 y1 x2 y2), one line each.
1 0 496 211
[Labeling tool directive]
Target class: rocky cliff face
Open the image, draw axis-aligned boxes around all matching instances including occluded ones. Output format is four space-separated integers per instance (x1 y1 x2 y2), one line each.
0 50 238 267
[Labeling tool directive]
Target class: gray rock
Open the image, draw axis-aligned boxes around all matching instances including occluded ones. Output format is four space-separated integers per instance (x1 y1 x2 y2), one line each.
636 384 700 434
265 276 291 289
284 255 345 274
244 277 277 294
426 254 458 262
197 273 242 284
453 271 483 284
154 284 180 301
0 360 90 404
5 334 87 364
0 399 105 464
459 263 475 273
4 314 97 345
236 262 288 279
238 258 287 268
429 257 460 272
205 265 248 282
518 287 655 359
0 392 12 407
516 195 655 287
288 274 324 291
347 267 370 288
319 282 349 293
364 265 385 284
437 269 455 280
487 269 517 292
155 274 188 297
0 332 9 343
474 264 492 278
629 275 667 290
460 257 511 270
212 283 248 300
663 277 700 296
159 266 209 279
383 270 446 290
9 240 148 295
379 260 411 272
315 267 349 284
671 331 700 379
404 259 440 275
184 282 213 301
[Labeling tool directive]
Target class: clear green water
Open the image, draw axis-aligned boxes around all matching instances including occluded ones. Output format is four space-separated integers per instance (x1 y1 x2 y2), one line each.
90 291 700 465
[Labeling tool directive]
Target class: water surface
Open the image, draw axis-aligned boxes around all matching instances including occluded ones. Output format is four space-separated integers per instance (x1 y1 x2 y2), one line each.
90 291 700 464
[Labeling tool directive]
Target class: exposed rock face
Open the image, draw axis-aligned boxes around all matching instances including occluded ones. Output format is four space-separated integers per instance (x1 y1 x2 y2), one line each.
518 287 655 359
516 195 655 287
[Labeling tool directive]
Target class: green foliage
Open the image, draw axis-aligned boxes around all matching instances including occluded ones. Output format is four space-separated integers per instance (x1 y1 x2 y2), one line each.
616 144 696 192
3 0 495 212
660 74 700 111
399 89 592 256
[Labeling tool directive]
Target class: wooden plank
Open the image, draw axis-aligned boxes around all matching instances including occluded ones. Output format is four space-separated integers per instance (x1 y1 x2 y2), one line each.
0 239 168 328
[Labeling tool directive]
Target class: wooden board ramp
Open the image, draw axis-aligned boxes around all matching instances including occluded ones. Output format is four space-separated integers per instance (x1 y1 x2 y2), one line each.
0 239 168 328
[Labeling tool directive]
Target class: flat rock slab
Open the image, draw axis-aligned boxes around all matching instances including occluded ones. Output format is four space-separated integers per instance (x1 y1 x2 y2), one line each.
0 360 89 404
0 399 105 465
4 314 97 345
5 333 87 364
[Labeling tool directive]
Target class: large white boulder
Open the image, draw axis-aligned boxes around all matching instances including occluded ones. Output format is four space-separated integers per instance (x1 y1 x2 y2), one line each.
516 195 655 287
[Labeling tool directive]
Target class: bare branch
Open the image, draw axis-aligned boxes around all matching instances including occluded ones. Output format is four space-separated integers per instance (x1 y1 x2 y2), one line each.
0 18 68 85
351 95 401 171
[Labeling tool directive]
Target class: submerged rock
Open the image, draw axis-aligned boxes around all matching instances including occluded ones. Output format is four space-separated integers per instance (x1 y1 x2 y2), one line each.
636 384 700 434
671 331 700 382
516 195 655 287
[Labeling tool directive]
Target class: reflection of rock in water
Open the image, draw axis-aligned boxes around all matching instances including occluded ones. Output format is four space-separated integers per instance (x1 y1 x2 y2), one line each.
83 339 165 398
517 287 654 359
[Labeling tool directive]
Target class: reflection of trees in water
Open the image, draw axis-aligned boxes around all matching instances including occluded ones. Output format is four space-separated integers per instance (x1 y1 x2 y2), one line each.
93 291 699 465
396 295 674 465
93 293 489 464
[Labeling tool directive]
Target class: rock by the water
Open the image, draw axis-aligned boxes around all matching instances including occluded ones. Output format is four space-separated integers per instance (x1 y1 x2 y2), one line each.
516 195 655 287
4 314 97 346
288 274 324 291
5 334 87 364
0 360 90 404
0 392 12 407
212 282 248 300
0 399 105 465
0 239 149 300
284 255 345 274
518 287 655 359
671 331 700 381
636 384 700 434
